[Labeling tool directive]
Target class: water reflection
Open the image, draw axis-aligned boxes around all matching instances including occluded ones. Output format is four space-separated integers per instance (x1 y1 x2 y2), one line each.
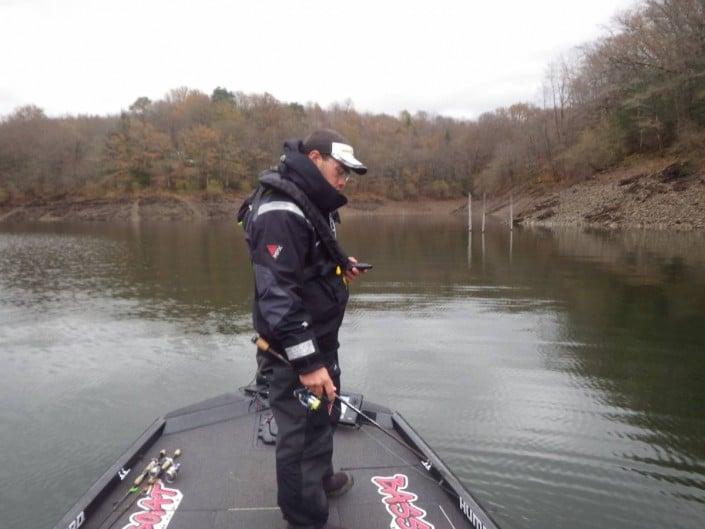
1 218 704 529
343 217 705 527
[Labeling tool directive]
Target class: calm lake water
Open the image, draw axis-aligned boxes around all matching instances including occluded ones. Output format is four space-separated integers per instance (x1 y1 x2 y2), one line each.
1 216 704 529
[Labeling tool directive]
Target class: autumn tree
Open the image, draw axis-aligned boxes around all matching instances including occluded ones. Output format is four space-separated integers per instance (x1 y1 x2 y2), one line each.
3 0 705 203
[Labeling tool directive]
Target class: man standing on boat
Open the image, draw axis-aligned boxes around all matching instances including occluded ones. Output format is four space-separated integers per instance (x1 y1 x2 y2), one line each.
238 129 367 529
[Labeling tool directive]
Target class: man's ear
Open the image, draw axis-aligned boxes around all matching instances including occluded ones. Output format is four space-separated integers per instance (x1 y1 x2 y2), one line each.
307 150 322 164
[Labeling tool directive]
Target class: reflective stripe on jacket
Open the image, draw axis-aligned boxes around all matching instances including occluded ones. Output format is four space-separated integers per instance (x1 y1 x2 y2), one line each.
242 181 349 373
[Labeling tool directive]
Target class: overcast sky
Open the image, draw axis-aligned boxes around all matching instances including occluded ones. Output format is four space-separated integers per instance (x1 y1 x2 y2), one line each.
1 0 637 120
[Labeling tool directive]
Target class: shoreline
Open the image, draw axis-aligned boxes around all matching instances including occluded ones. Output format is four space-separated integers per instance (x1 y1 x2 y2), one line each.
2 157 703 230
489 158 705 231
0 194 469 224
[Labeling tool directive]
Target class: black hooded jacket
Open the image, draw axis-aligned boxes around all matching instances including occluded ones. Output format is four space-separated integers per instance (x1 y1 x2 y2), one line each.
239 141 350 374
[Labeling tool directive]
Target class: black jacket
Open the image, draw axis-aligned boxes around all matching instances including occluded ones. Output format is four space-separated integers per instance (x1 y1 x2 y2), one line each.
239 141 350 374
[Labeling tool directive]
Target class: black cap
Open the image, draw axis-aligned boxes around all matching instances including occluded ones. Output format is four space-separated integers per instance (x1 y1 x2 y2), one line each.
302 129 367 175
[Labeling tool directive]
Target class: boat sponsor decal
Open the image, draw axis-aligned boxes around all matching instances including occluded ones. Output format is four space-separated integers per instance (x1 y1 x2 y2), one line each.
64 511 84 529
121 479 183 529
459 496 488 529
371 473 435 529
118 467 131 480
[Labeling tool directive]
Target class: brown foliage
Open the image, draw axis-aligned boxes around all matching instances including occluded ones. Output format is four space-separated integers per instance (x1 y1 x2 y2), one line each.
1 1 704 203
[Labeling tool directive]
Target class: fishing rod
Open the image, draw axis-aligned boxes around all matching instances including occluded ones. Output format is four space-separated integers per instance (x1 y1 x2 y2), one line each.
99 448 182 529
95 450 167 529
251 335 430 464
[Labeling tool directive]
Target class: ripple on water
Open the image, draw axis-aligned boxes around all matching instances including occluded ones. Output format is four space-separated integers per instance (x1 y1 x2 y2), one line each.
3 224 705 529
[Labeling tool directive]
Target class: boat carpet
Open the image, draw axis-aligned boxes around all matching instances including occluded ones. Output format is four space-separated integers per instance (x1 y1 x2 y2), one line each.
69 392 488 529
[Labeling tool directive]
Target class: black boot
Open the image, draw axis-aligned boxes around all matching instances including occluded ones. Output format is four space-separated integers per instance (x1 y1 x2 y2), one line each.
322 472 354 497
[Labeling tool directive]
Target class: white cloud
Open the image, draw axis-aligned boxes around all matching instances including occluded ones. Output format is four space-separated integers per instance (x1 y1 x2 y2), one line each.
0 0 638 119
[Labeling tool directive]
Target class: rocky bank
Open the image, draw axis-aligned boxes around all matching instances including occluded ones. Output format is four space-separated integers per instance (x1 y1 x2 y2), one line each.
1 158 703 229
493 158 705 230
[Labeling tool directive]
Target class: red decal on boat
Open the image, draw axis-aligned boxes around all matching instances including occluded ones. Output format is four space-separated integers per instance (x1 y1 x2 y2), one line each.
122 480 183 529
371 474 435 529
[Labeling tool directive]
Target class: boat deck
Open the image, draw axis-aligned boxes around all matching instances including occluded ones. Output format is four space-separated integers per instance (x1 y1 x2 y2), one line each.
55 391 498 529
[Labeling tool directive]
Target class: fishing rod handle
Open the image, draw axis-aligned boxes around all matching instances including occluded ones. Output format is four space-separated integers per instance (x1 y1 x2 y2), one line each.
252 334 292 366
252 335 270 350
133 449 166 486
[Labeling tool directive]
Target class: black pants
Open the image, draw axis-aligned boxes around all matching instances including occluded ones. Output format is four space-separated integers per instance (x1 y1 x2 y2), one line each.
268 362 341 529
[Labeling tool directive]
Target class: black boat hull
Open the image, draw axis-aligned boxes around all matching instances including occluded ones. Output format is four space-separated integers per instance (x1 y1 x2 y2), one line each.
54 391 500 529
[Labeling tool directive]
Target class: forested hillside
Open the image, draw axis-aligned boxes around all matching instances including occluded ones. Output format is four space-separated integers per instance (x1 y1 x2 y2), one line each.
1 0 703 207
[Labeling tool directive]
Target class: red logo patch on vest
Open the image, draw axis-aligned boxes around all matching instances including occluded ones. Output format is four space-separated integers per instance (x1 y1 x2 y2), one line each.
266 244 283 259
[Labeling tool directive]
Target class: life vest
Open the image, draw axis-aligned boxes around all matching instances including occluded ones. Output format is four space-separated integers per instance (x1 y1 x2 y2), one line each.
238 169 350 272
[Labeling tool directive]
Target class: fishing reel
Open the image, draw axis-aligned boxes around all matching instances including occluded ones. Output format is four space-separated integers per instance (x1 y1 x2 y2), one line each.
147 460 162 479
160 449 182 473
164 462 181 483
100 448 183 529
134 449 167 486
144 448 182 485
293 388 322 411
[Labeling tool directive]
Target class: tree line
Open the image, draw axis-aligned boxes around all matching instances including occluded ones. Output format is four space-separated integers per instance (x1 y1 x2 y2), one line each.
0 0 703 206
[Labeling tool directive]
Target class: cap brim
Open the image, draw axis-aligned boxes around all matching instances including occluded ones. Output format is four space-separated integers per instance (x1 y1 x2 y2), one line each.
331 142 367 175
